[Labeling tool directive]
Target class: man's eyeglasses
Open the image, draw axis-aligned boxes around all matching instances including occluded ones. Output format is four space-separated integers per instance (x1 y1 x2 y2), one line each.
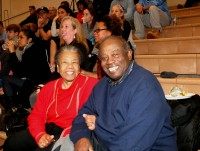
94 28 107 33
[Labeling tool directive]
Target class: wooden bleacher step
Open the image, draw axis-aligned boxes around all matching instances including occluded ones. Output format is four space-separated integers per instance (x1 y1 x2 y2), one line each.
144 23 200 38
134 36 200 55
170 14 200 25
170 6 200 18
157 77 200 95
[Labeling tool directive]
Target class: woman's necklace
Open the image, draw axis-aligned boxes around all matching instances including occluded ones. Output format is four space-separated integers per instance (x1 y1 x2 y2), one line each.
55 83 79 117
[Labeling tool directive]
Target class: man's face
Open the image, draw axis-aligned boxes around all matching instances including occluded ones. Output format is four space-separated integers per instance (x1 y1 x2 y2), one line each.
29 7 36 15
99 38 132 81
38 10 48 19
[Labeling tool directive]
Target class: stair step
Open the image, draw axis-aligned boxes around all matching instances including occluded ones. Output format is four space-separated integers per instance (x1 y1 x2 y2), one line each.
135 54 200 75
134 36 200 55
170 6 200 18
157 77 200 95
170 14 200 25
144 23 200 38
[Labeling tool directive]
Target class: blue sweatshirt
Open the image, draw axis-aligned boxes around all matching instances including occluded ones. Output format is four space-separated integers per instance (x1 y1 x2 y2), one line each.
70 63 177 151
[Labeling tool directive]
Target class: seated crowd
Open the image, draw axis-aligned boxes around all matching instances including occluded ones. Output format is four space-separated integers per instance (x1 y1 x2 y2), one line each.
0 0 194 150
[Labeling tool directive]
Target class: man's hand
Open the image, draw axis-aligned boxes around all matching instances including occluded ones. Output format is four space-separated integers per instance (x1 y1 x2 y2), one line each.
136 3 143 14
75 138 93 151
38 133 54 148
83 114 96 130
38 18 45 29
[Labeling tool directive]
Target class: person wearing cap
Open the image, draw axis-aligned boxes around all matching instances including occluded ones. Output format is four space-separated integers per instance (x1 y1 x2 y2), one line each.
35 6 52 60
36 6 52 40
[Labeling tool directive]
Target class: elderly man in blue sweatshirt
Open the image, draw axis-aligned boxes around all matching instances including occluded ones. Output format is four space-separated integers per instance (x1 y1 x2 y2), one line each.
133 0 172 39
70 36 177 151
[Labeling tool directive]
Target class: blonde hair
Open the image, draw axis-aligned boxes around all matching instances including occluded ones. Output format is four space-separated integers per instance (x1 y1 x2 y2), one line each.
59 16 89 52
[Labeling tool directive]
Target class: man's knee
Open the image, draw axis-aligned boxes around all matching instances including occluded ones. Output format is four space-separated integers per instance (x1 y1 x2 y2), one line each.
149 5 159 13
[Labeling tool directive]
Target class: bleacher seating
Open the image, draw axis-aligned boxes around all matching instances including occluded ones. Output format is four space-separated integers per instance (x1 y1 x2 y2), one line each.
170 6 200 18
134 6 200 95
145 23 200 38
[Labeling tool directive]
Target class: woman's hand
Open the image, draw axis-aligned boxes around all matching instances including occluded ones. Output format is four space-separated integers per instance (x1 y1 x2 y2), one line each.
38 133 54 148
83 114 96 130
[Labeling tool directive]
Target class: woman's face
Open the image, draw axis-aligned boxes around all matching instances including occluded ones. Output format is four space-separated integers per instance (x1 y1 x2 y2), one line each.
94 22 111 43
60 19 77 44
58 8 69 21
110 5 123 19
57 50 80 85
83 9 93 24
18 32 30 47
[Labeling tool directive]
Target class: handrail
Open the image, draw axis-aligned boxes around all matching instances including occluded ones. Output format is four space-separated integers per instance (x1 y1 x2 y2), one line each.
2 11 29 22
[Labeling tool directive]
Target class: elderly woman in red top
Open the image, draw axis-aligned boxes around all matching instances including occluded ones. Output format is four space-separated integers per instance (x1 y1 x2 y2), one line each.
3 45 98 151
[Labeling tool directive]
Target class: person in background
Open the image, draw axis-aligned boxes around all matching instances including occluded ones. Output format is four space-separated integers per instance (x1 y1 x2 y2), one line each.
76 0 88 24
110 4 132 40
2 44 98 151
35 6 52 61
35 6 52 41
70 36 178 151
2 29 50 110
0 21 8 45
19 6 38 33
50 16 94 78
90 15 122 78
0 24 20 110
51 5 74 38
61 1 70 8
110 0 135 28
82 7 97 46
0 24 20 79
48 7 57 20
133 0 171 39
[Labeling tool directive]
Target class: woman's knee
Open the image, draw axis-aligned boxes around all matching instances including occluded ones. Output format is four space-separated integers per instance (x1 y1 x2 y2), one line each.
149 5 159 13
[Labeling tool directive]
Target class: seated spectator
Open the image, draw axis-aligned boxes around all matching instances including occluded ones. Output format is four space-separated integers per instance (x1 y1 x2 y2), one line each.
110 4 132 40
35 6 52 60
133 0 172 39
19 6 38 33
0 21 8 45
76 0 88 23
0 24 20 79
2 29 50 110
48 7 57 20
110 0 135 28
90 15 122 78
2 44 98 151
50 16 94 77
82 7 97 46
51 5 74 38
68 36 178 151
